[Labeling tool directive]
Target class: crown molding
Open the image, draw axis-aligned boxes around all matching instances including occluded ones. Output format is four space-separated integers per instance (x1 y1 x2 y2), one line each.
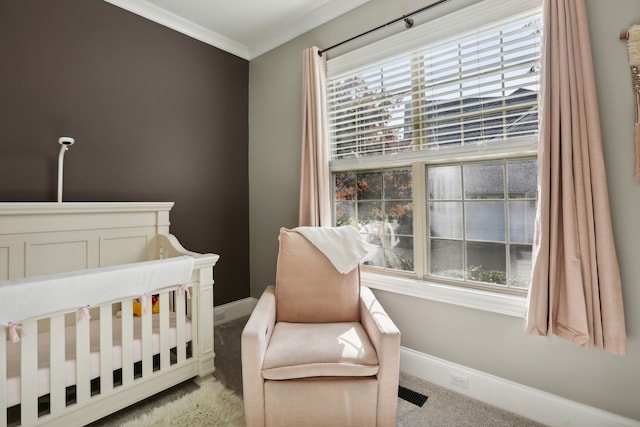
104 0 371 60
248 0 371 59
103 0 250 59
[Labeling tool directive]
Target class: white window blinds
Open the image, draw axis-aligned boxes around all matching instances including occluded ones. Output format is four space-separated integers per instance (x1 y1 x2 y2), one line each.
327 0 542 164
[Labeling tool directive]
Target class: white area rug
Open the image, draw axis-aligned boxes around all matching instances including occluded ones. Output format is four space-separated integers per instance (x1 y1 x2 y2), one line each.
120 378 245 427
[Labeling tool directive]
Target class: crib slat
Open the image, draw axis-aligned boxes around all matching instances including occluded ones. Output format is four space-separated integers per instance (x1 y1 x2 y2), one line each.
75 314 91 404
20 319 38 426
176 287 187 363
159 292 170 370
49 314 66 415
0 327 7 427
120 299 134 386
141 300 153 378
99 304 113 395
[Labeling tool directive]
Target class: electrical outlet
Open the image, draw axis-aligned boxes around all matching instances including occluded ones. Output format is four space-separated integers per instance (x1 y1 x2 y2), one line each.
214 310 226 321
450 372 469 389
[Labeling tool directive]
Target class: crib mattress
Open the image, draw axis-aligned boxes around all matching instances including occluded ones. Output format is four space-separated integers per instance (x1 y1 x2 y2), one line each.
5 312 192 407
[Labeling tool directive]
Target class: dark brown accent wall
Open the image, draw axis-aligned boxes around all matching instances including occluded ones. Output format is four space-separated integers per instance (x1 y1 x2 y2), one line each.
0 0 249 305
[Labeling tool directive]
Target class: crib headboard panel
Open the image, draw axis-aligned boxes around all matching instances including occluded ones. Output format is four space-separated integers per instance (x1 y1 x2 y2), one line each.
0 202 176 280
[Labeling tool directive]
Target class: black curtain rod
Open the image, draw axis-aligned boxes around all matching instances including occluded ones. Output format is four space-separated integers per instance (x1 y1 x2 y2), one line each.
318 0 453 57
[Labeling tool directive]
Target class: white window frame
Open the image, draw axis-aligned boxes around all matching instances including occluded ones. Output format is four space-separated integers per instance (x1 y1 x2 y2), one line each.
327 0 542 317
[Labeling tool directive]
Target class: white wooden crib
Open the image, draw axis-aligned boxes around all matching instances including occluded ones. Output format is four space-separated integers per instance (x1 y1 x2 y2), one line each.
0 202 219 426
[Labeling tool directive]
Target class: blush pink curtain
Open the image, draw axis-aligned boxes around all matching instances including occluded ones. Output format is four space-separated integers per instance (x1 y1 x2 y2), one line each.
299 47 331 227
524 0 627 356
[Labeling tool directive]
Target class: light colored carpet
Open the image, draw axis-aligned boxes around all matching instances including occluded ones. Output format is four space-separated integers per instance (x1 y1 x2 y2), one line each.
118 377 244 427
215 316 546 427
91 315 545 426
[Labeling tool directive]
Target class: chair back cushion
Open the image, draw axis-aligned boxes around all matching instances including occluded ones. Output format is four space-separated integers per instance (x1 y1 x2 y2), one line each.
275 228 360 323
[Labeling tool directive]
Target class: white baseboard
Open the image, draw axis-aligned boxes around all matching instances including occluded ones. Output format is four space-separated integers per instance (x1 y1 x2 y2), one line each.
213 297 257 325
400 347 640 427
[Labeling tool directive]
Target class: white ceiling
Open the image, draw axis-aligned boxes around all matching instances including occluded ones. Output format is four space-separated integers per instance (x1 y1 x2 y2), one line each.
103 0 371 60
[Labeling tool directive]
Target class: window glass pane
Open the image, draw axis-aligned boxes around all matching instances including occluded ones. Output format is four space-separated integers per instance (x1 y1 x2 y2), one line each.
428 165 461 200
328 59 414 160
508 200 536 243
510 244 533 289
464 162 504 199
466 242 506 285
429 239 464 279
386 202 413 235
357 201 383 225
333 168 414 273
335 172 356 200
335 201 355 227
507 159 538 198
360 219 385 249
465 201 505 242
384 170 412 199
385 235 414 271
357 172 382 200
361 220 392 269
363 238 384 268
429 202 462 239
425 158 536 290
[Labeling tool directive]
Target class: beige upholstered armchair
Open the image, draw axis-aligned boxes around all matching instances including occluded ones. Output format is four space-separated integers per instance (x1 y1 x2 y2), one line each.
241 227 401 427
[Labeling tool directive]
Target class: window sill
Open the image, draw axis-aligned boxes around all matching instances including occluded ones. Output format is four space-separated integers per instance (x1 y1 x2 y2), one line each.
361 271 527 318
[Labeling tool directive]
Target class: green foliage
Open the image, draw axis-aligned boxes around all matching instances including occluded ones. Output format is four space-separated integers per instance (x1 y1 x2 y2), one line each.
467 265 506 285
397 255 414 272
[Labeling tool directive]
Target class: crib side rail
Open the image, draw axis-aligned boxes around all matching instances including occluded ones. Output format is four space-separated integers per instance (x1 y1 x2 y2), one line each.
3 283 198 426
157 233 218 377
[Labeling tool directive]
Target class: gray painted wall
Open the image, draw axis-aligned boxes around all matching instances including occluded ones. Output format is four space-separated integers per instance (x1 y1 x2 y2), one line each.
249 0 640 420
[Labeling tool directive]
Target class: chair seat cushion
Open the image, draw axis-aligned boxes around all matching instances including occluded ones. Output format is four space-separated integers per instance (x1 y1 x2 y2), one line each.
262 322 379 380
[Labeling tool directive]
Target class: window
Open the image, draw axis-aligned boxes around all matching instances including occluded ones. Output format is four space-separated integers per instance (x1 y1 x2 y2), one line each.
328 0 542 295
427 158 537 291
335 168 413 271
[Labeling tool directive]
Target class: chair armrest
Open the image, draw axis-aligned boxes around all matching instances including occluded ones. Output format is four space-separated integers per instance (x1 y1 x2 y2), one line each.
360 286 401 350
359 285 401 427
242 285 276 427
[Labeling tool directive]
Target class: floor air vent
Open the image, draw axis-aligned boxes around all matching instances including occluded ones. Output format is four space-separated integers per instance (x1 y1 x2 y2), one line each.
398 386 428 407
